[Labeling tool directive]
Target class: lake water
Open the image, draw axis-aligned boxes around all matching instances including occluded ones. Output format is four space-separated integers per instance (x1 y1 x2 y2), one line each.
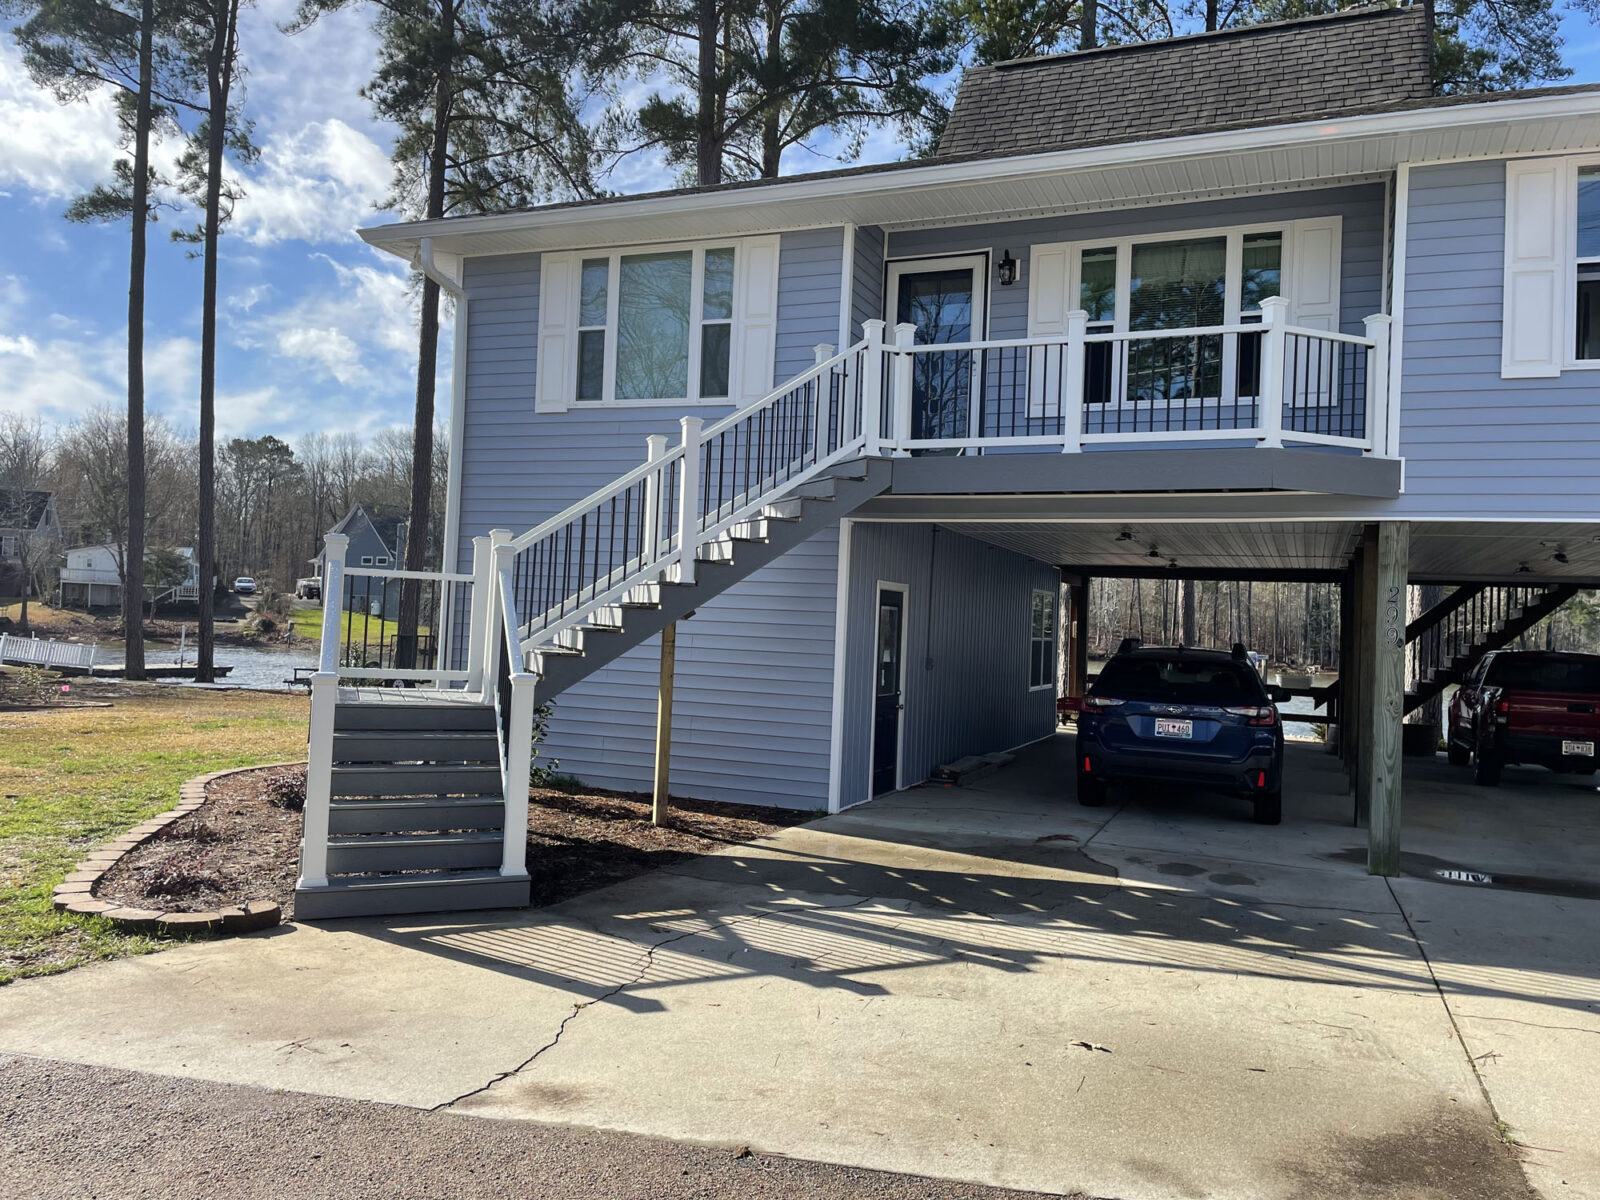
145 642 319 691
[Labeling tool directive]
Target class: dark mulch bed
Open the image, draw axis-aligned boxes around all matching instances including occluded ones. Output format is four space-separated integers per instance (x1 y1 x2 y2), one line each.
524 789 813 907
95 766 306 918
94 767 813 920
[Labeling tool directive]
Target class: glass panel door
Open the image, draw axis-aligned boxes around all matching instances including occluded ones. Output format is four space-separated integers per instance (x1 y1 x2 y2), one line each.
894 264 979 445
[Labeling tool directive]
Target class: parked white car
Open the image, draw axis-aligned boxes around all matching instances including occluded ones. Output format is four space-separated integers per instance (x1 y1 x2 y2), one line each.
234 576 257 595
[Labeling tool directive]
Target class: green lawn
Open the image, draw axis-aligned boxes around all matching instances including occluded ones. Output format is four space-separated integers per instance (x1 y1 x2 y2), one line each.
0 689 309 984
283 606 432 660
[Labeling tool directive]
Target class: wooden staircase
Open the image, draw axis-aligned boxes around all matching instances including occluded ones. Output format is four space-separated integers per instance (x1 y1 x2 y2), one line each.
1402 583 1581 715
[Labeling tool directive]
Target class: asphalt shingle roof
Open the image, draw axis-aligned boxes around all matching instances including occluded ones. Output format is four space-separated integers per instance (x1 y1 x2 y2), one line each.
0 489 52 533
938 6 1433 160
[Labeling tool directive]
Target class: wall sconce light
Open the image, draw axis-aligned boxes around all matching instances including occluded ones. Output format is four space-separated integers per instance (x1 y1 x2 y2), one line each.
1147 546 1161 559
998 250 1018 287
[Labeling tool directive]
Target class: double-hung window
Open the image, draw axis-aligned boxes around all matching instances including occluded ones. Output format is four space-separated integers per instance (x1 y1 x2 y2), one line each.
571 245 736 405
1029 589 1057 691
1576 166 1600 361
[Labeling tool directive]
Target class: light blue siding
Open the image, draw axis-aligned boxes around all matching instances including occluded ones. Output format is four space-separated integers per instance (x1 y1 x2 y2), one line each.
1397 160 1600 519
885 184 1385 339
838 523 1059 809
454 230 848 808
850 225 885 342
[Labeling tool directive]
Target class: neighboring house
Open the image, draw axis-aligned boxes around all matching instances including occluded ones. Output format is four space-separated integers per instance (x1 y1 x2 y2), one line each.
314 504 408 621
300 6 1600 915
0 489 60 599
60 545 200 609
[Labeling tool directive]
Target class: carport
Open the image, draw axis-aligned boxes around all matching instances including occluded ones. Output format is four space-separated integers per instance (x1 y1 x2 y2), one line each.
852 482 1600 879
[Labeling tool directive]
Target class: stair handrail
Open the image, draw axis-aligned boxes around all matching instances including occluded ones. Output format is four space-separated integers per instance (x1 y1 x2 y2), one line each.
501 337 871 653
494 553 534 878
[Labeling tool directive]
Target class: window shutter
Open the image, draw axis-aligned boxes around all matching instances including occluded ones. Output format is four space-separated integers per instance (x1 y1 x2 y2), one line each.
1026 242 1072 418
1288 217 1342 331
1502 159 1566 379
536 251 577 413
733 235 781 401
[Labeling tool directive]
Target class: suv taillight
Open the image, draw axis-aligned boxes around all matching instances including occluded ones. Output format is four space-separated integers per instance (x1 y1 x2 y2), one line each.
1085 696 1125 709
1224 706 1278 727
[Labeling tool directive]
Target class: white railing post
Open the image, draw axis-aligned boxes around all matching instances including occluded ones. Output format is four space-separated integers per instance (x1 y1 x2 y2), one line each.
1259 297 1290 448
502 669 536 877
810 343 833 468
465 535 492 695
302 531 349 891
1062 309 1088 453
861 319 885 456
890 322 916 453
643 433 668 566
483 529 512 688
813 343 832 367
1365 313 1394 455
676 416 703 585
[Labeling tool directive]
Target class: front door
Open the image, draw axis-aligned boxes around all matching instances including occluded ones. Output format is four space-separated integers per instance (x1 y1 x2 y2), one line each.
887 257 987 446
872 586 905 795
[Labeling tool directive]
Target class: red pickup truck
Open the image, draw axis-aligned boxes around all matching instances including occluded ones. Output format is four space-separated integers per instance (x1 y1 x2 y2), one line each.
1447 650 1600 786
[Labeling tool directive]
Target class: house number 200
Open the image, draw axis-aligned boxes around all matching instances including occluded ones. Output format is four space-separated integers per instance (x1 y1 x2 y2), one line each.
1384 585 1403 649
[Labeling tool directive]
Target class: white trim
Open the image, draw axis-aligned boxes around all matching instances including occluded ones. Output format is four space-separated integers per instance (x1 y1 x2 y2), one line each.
1028 587 1057 692
1388 164 1410 468
837 222 856 354
1561 152 1600 369
826 518 854 815
870 579 910 799
362 89 1600 256
884 254 990 437
442 293 467 578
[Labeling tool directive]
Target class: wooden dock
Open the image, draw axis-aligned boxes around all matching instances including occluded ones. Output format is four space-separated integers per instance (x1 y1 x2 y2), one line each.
81 663 233 680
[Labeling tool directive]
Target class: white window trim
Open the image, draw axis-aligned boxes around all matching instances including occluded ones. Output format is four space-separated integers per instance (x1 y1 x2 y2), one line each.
1564 152 1600 370
1028 588 1057 693
360 555 374 566
547 235 767 409
374 556 390 566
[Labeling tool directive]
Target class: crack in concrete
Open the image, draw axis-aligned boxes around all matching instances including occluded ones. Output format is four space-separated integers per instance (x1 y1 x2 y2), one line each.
433 894 879 1112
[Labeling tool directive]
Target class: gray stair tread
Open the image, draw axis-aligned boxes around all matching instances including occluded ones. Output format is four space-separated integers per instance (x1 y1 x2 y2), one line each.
326 831 502 845
333 730 494 741
330 794 504 806
306 869 522 891
332 763 500 774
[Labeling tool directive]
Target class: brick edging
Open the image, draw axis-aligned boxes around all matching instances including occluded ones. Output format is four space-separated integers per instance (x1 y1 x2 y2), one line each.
51 761 307 936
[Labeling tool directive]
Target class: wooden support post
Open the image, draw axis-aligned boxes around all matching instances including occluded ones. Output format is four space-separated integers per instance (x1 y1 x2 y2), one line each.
652 621 677 827
1354 532 1377 824
1069 577 1090 699
1366 521 1410 877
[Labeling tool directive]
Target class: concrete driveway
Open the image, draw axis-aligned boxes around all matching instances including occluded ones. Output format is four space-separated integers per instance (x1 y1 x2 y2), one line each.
0 736 1594 1200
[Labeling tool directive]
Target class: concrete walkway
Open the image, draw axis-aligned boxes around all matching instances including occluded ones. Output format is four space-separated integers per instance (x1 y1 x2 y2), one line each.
0 737 1593 1200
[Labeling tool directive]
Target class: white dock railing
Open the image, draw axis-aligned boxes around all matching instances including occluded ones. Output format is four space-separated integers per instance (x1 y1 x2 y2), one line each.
0 632 97 670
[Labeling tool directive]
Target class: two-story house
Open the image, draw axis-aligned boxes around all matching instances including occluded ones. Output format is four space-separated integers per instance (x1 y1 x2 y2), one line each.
59 544 201 610
0 489 60 602
294 6 1600 917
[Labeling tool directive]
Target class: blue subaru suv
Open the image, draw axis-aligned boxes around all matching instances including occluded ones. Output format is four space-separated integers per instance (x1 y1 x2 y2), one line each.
1075 642 1288 824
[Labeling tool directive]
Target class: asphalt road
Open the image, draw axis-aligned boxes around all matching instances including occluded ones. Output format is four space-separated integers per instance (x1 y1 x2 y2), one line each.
0 1054 1068 1200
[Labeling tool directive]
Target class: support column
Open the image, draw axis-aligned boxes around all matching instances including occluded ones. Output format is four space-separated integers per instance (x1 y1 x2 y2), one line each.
1365 521 1409 877
652 621 677 827
1069 576 1090 698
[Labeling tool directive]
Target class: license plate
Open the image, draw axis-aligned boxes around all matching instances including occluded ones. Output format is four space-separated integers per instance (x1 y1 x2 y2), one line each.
1154 719 1193 739
1562 740 1594 756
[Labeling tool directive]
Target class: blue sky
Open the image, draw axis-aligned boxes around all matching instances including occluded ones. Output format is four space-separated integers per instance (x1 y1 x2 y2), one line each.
3 3 1600 444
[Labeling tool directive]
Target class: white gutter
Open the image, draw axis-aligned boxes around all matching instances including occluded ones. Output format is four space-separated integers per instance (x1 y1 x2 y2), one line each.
360 89 1600 254
415 237 464 296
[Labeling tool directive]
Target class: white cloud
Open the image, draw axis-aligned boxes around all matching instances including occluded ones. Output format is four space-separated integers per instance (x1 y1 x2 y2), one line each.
232 119 393 245
0 46 124 200
276 325 367 384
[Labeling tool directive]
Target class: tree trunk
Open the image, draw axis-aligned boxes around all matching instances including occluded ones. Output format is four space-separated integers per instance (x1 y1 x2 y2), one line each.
759 0 781 177
1205 0 1219 30
1079 0 1097 49
696 0 720 185
196 0 236 685
1181 580 1196 646
396 0 454 670
123 0 154 680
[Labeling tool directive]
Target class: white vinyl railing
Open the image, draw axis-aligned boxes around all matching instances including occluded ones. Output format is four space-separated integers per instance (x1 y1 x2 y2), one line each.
0 632 97 669
887 298 1390 454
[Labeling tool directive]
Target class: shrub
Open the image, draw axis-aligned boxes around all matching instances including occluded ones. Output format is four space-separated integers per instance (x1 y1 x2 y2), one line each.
262 767 307 811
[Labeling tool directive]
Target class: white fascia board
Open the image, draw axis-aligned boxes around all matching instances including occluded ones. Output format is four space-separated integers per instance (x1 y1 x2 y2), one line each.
359 89 1600 262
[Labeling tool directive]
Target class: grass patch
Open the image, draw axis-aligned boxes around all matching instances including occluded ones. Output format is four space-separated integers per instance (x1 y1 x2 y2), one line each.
281 606 430 656
0 690 308 985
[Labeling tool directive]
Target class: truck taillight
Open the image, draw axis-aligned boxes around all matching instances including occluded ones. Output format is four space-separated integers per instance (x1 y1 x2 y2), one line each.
1496 699 1510 716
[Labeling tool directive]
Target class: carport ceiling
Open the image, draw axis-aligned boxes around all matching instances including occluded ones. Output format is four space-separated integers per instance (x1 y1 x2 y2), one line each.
945 520 1600 584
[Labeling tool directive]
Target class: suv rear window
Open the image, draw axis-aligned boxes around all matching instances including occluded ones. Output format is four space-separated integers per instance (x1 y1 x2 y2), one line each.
1092 657 1265 704
1485 657 1600 693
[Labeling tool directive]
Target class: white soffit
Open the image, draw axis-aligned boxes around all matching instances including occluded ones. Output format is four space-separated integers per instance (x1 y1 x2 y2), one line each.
361 95 1600 263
